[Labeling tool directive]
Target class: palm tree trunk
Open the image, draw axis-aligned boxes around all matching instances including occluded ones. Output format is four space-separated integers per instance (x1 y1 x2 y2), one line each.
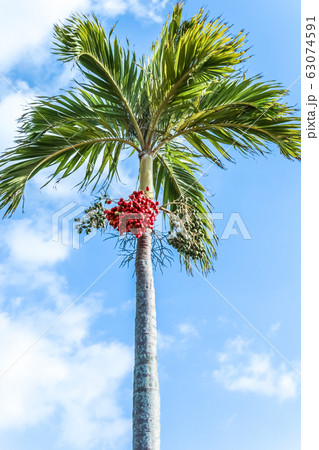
133 153 160 449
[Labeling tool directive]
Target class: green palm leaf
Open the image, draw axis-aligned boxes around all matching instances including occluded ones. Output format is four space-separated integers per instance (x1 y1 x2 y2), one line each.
144 4 248 147
152 75 300 161
0 90 138 216
153 144 217 274
0 5 300 274
53 13 145 145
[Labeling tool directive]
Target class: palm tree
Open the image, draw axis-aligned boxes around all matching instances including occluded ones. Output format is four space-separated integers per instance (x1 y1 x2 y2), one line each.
0 4 300 449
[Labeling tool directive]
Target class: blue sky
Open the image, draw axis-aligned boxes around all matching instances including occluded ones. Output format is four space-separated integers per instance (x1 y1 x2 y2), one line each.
0 1 300 449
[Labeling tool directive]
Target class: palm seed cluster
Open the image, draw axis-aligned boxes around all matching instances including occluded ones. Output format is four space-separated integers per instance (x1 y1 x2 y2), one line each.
76 195 207 264
168 199 206 261
75 195 109 234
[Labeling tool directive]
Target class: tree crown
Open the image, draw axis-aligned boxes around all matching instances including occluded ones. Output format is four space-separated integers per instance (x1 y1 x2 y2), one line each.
0 3 300 273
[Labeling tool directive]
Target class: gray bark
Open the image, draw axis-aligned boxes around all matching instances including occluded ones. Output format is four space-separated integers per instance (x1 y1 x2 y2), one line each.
133 152 160 449
133 230 160 449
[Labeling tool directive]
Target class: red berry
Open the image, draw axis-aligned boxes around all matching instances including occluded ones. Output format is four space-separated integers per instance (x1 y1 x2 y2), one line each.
104 190 159 238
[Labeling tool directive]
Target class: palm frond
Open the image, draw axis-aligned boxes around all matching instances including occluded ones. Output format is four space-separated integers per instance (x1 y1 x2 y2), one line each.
153 144 217 274
0 91 138 216
0 6 300 277
53 13 146 145
153 75 300 161
145 3 248 147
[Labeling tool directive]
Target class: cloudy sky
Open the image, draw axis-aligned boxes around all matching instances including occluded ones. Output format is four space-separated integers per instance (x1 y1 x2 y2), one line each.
0 0 300 449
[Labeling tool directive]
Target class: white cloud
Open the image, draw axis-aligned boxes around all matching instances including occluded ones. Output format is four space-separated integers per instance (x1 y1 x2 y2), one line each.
0 81 35 151
97 0 168 23
213 336 300 401
0 210 98 311
99 0 129 16
0 210 132 449
269 321 281 335
0 305 132 449
1 217 69 267
157 331 175 350
0 211 74 314
157 321 199 351
0 0 90 72
157 322 199 352
0 0 168 73
178 322 199 338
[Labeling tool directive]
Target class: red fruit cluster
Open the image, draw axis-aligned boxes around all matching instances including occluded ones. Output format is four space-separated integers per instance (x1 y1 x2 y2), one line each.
104 189 159 238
